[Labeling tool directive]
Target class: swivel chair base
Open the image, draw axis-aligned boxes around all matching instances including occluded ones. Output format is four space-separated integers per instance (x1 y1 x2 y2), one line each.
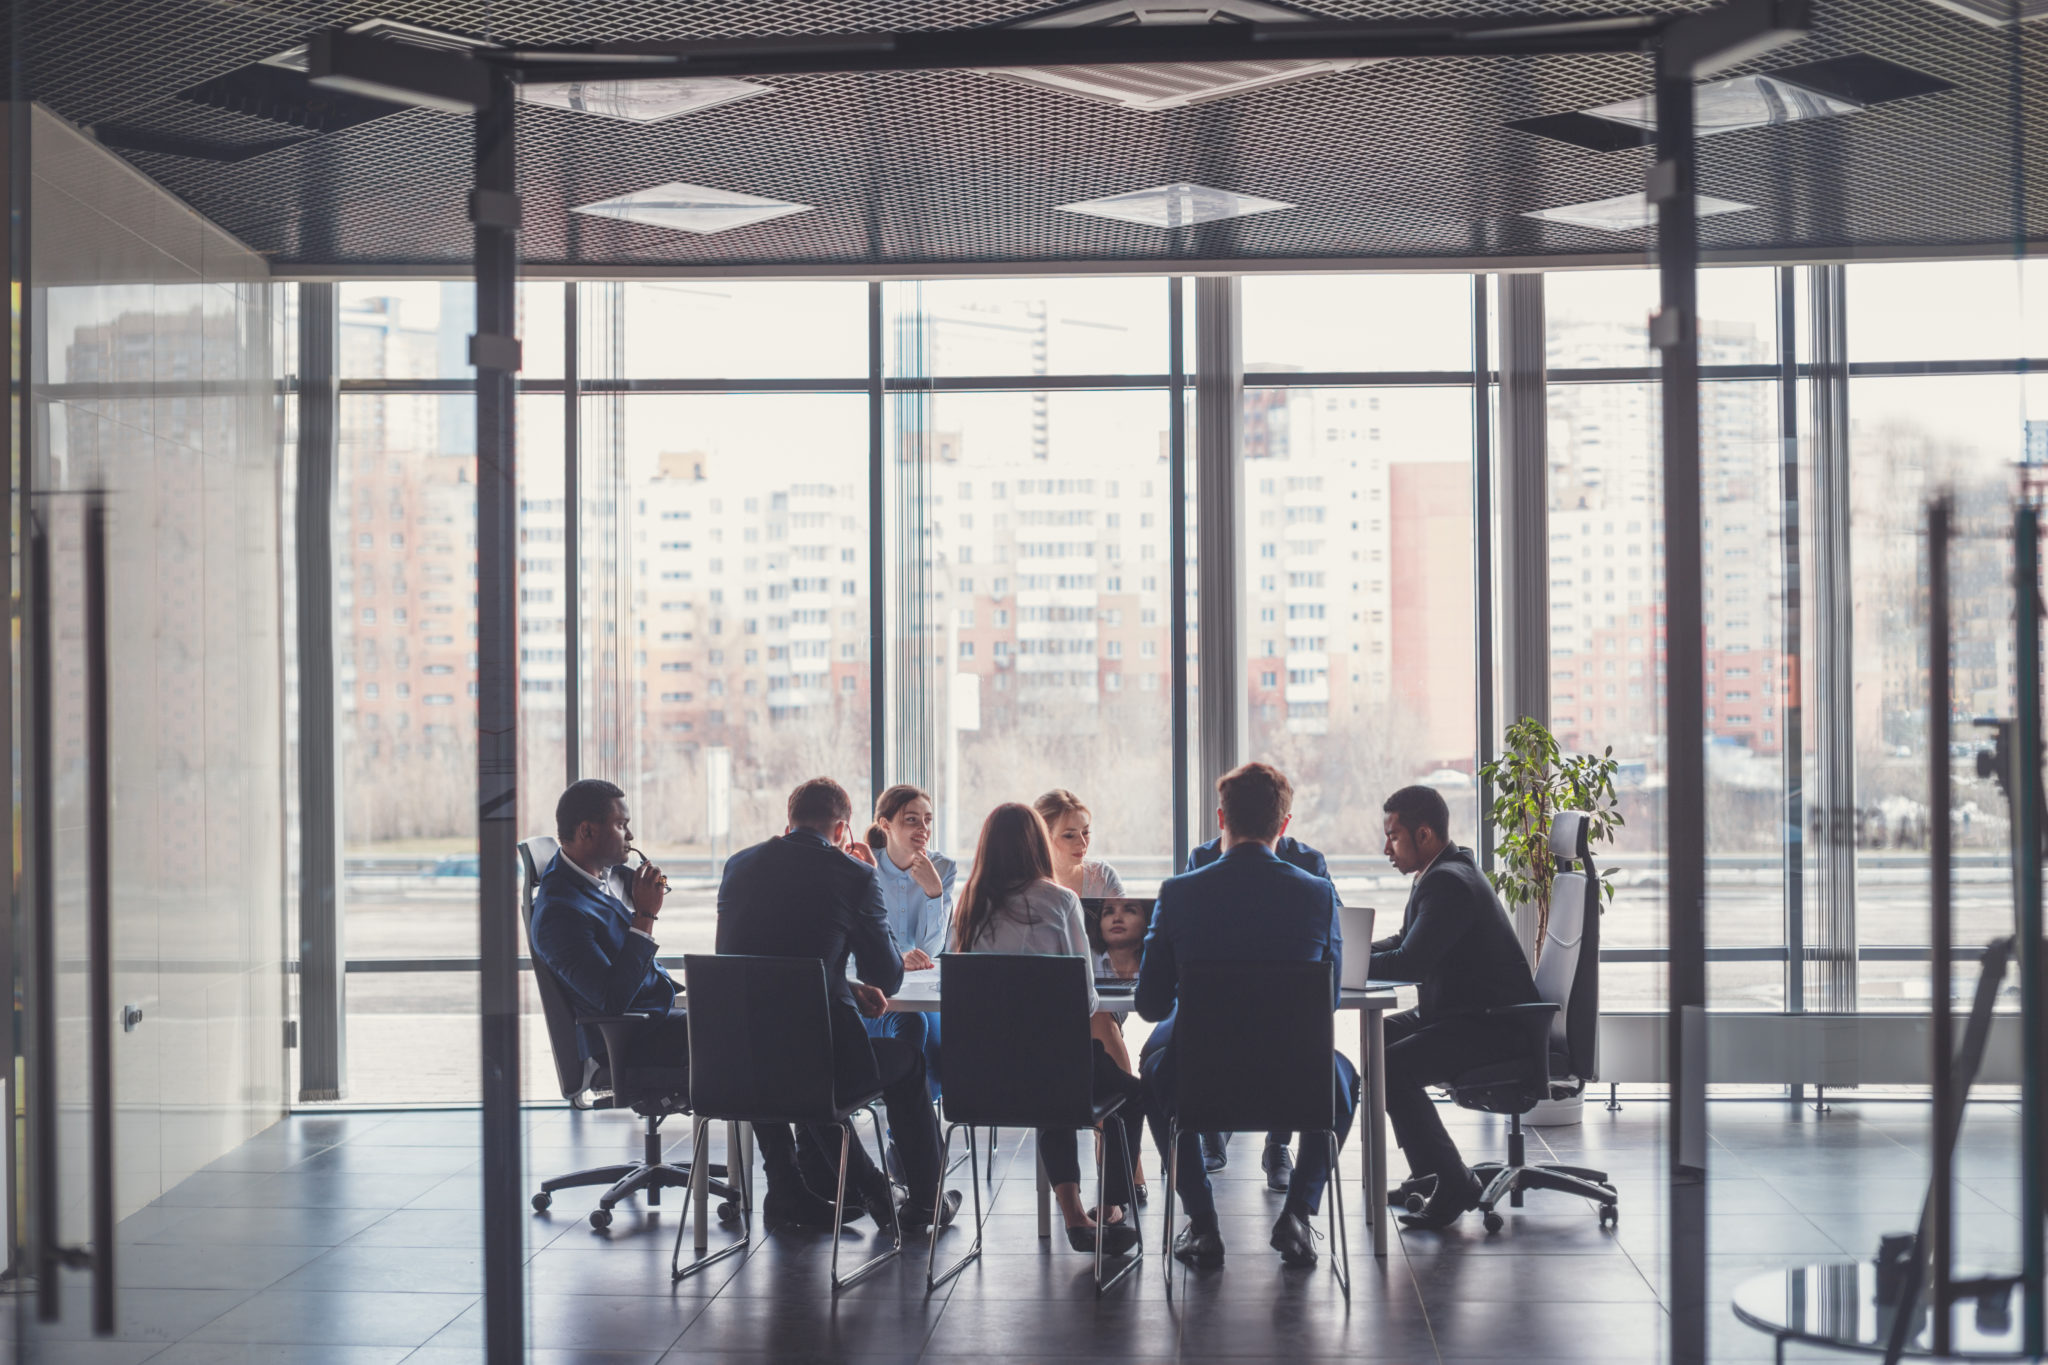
1462 1111 1618 1232
532 1112 741 1230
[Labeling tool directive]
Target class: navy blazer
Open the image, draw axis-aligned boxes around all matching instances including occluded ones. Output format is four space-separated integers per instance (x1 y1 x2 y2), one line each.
530 853 678 1058
1369 845 1536 1024
1185 833 1330 880
1137 842 1343 1053
714 828 902 1102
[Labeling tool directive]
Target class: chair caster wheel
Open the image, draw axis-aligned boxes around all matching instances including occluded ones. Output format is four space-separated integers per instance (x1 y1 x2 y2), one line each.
531 1192 552 1212
1482 1211 1504 1233
590 1208 613 1230
1405 1194 1427 1214
1600 1204 1618 1228
717 1201 741 1223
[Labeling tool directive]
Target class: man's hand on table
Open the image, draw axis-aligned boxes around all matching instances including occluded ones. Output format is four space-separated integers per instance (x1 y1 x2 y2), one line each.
901 948 936 972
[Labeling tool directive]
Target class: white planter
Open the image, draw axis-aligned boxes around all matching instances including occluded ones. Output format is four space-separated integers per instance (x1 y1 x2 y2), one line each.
1526 1095 1584 1128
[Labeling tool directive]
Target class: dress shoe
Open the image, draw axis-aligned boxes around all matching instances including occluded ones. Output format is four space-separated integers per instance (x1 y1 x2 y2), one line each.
1398 1171 1482 1231
1200 1132 1229 1173
762 1185 864 1231
1134 1182 1149 1205
1172 1222 1225 1268
1262 1142 1294 1193
1388 1173 1437 1209
1069 1221 1142 1257
900 1188 964 1232
1270 1207 1318 1267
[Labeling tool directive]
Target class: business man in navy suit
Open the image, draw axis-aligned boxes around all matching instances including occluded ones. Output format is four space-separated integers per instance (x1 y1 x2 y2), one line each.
530 779 850 1231
1138 762 1357 1270
716 777 962 1234
1183 826 1333 1188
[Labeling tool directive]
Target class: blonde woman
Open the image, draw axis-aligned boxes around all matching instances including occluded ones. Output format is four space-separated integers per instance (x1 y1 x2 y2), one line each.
1034 788 1125 899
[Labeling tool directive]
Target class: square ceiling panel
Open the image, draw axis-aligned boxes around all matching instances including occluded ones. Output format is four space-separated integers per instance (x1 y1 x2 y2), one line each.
1060 182 1294 228
572 183 813 235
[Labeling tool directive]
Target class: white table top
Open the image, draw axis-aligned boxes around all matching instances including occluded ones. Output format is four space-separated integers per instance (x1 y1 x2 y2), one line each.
880 967 1399 1013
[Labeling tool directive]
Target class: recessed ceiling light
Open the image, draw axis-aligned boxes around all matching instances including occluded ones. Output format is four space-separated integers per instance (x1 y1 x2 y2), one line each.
263 18 492 72
1060 182 1292 228
520 76 772 123
1522 192 1754 234
572 182 812 236
1588 73 1863 137
1917 0 2048 24
981 0 1378 112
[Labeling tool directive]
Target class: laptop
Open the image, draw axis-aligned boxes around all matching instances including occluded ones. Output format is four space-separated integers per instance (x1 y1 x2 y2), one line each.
1339 904 1377 990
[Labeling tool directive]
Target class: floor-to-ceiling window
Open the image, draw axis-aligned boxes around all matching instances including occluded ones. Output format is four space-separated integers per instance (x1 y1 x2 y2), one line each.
288 258 2046 1105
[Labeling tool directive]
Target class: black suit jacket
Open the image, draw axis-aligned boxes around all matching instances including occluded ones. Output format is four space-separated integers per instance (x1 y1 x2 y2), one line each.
714 827 902 1101
1369 845 1536 1024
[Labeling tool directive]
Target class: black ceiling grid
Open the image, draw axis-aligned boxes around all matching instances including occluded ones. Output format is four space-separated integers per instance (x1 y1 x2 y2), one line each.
10 0 2047 270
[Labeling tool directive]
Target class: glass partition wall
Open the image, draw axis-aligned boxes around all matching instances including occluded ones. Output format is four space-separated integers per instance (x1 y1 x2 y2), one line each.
304 262 2042 1101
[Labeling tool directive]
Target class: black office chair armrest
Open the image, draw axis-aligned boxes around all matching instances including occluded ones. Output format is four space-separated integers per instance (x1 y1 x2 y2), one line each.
588 1012 659 1072
1485 1001 1560 1086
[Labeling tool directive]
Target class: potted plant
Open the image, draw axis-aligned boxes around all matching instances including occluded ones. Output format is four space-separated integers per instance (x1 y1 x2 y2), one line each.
1477 716 1624 961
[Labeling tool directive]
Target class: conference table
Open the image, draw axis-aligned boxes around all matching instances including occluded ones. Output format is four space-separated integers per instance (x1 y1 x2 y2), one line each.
686 972 1407 1259
885 971 1406 1258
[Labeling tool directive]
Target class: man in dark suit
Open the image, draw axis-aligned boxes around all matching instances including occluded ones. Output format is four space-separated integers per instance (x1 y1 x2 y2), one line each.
1370 784 1540 1230
1139 762 1357 1270
1183 827 1333 1187
715 777 961 1233
530 779 853 1231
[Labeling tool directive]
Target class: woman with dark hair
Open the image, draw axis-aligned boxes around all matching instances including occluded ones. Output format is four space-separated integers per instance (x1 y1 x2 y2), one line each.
954 803 1144 1257
862 784 954 1121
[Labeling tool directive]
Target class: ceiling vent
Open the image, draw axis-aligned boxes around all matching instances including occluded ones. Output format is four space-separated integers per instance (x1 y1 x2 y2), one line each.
977 1 1377 113
260 18 493 73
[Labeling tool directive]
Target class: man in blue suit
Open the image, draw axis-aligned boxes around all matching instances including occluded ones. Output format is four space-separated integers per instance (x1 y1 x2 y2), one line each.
1183 827 1333 1188
1138 762 1357 1270
716 778 961 1234
530 778 848 1230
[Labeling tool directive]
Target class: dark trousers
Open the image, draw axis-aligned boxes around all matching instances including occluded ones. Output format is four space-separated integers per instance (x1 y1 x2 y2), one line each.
755 1034 944 1208
864 1010 943 1101
1037 1041 1145 1213
1142 1046 1358 1225
1382 1007 1525 1185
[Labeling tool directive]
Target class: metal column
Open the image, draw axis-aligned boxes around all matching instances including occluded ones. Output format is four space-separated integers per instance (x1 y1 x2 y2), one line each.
295 281 346 1102
1169 277 1191 870
1653 40 1710 1365
1776 266 1805 1016
1806 264 1857 1014
471 65 526 1365
1193 275 1244 831
564 281 580 786
868 283 886 810
1472 276 1497 871
1495 272 1549 732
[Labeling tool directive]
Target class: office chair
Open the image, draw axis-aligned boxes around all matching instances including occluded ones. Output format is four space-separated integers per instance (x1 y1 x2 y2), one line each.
518 837 743 1231
1437 810 1619 1231
680 954 904 1290
1164 959 1350 1301
925 954 1142 1295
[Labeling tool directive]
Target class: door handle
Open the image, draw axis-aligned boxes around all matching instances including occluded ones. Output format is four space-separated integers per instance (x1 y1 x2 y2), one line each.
83 497 117 1334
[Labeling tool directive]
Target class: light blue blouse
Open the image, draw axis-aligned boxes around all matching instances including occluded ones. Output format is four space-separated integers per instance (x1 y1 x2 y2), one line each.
875 848 958 958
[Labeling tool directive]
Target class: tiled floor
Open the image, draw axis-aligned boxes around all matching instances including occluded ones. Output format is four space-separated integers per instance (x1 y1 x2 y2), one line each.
4 1098 2031 1364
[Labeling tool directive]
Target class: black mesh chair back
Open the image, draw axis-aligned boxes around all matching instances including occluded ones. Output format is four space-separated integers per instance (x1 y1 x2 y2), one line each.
518 835 600 1102
682 954 842 1125
936 953 1094 1129
681 952 905 1291
1174 959 1337 1136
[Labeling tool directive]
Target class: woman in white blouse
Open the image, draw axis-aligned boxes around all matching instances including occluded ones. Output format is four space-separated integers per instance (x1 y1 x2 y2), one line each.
1035 788 1125 899
954 803 1144 1258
